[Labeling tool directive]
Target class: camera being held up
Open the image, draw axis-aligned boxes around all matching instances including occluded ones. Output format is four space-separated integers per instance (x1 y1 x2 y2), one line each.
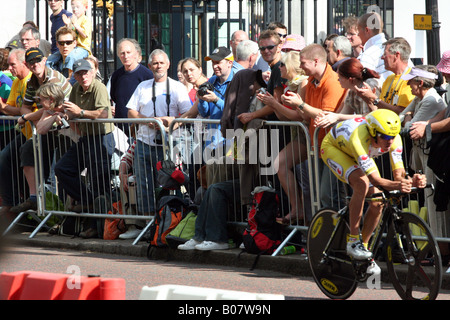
197 81 215 97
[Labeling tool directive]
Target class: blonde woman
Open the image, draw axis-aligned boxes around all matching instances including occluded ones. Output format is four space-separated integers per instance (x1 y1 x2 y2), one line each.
257 51 308 225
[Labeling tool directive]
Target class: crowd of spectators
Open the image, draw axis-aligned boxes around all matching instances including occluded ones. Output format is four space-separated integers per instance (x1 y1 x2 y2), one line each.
0 3 449 262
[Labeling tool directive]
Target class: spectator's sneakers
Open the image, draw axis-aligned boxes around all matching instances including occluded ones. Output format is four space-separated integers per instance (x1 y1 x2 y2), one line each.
10 198 37 214
367 259 381 275
195 241 229 251
346 240 372 260
119 225 141 239
177 239 201 250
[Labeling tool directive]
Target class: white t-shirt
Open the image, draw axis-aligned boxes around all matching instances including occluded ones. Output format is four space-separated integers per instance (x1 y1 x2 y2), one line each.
126 77 192 146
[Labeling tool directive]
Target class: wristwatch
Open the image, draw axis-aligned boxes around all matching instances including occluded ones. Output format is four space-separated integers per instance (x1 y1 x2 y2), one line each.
79 110 85 118
373 98 381 106
298 102 305 110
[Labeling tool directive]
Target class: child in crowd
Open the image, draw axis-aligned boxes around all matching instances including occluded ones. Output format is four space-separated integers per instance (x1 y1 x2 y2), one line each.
62 0 92 56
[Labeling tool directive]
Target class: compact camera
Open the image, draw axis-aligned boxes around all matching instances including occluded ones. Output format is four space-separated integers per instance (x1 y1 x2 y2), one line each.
197 82 215 97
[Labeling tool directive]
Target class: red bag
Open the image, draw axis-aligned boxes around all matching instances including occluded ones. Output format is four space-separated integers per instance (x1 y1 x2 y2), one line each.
103 201 126 240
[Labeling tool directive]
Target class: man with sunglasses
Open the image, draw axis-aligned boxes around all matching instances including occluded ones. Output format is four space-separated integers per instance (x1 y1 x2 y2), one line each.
238 30 284 125
320 109 426 271
46 26 88 84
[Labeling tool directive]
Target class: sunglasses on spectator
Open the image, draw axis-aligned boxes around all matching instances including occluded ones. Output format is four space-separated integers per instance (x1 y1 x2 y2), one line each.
259 45 276 51
58 40 75 46
377 132 395 140
278 33 287 39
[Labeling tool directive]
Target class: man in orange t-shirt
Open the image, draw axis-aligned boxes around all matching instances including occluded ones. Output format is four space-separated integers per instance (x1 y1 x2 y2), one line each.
282 43 347 209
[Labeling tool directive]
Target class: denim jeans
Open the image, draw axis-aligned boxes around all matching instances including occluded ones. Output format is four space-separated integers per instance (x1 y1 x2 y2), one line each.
134 140 164 214
54 133 115 205
193 180 240 243
0 133 27 206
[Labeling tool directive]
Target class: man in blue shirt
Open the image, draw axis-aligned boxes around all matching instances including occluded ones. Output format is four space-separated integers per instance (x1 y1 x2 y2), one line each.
198 46 234 148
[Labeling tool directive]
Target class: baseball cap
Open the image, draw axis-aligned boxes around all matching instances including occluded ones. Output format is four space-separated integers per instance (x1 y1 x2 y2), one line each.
282 34 306 52
401 67 438 81
204 46 233 62
25 47 44 63
436 50 450 75
73 59 92 73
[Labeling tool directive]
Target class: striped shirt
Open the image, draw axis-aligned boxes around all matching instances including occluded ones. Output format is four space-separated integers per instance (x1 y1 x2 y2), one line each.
23 67 71 106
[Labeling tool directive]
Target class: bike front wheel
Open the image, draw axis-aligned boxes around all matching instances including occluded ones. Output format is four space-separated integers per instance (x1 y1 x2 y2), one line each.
385 211 442 300
307 208 357 299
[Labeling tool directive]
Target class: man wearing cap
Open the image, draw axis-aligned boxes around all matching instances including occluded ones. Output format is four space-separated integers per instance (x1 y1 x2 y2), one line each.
4 48 71 215
198 46 235 149
54 58 115 238
437 50 450 106
400 65 449 244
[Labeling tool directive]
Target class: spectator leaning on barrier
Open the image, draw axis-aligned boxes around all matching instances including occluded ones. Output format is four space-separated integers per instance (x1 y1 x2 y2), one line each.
7 48 71 215
126 49 191 217
54 58 115 239
0 49 33 219
399 66 447 240
281 43 347 209
238 30 284 126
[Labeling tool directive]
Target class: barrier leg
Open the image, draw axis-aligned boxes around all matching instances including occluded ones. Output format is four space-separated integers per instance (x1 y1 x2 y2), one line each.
132 217 154 245
1 211 28 236
272 228 298 256
29 212 54 238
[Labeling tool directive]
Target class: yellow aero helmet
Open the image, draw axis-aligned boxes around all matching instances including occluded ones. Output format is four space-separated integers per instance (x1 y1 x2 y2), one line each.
365 109 401 138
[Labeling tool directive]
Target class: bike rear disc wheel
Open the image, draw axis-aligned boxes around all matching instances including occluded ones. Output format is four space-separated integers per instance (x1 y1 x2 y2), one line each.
385 211 442 300
307 208 357 299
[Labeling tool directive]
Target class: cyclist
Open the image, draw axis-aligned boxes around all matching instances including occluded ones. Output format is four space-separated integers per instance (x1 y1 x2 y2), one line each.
320 109 427 265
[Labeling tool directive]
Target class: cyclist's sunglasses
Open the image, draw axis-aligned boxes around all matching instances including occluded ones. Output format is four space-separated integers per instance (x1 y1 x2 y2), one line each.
377 132 395 140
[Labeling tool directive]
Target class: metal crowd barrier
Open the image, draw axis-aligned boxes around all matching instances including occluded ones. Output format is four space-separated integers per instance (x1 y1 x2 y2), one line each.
1 115 449 248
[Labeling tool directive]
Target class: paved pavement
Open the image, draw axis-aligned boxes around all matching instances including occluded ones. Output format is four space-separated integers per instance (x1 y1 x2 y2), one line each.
3 228 450 292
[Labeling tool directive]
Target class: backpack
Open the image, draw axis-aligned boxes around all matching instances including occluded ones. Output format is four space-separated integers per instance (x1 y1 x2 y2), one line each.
165 211 197 249
242 186 282 268
147 195 190 248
